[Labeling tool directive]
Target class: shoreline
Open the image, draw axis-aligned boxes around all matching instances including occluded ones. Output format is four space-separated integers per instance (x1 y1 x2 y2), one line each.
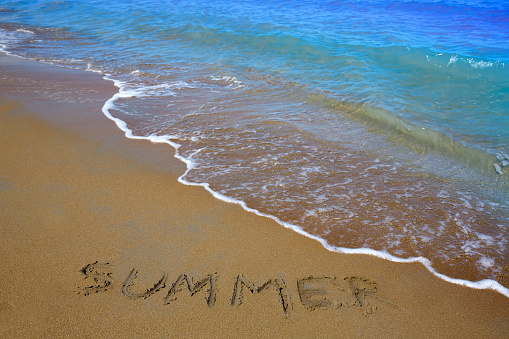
0 52 508 337
101 56 509 297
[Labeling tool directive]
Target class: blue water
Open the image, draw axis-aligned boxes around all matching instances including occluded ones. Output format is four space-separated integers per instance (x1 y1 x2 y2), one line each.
1 0 509 293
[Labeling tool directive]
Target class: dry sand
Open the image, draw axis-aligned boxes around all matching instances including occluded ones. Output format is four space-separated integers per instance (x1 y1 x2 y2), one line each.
0 53 508 338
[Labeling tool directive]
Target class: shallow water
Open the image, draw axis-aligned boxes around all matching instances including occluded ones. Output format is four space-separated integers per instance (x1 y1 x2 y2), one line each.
1 0 508 292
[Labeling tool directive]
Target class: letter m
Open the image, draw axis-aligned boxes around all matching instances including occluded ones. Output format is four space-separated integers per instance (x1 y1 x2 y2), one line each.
230 275 291 317
164 273 217 308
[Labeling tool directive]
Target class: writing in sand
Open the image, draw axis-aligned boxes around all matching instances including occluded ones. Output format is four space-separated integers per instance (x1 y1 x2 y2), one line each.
76 262 399 317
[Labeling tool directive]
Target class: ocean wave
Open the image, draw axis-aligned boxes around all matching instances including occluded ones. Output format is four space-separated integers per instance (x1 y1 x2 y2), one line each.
98 71 509 299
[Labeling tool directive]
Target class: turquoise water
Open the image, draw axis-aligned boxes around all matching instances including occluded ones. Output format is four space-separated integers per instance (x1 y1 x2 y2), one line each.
1 0 508 292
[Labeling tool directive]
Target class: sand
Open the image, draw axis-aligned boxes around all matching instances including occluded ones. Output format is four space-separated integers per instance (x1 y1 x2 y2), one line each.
0 53 508 338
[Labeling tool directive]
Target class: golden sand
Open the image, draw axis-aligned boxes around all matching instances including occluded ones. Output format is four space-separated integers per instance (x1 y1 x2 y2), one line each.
0 53 507 337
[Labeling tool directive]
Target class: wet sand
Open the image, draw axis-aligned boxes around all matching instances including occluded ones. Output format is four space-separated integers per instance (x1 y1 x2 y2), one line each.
0 53 508 338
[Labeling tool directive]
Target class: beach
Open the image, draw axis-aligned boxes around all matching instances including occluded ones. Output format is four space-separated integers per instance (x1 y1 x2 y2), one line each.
0 53 508 337
3 0 509 295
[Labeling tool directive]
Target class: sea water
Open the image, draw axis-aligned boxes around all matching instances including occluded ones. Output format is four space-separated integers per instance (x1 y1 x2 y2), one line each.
1 0 508 295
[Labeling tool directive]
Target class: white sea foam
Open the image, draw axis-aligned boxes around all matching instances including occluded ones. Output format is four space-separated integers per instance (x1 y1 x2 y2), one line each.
447 55 458 66
86 63 102 74
478 257 495 270
468 58 493 69
210 75 246 89
443 54 498 70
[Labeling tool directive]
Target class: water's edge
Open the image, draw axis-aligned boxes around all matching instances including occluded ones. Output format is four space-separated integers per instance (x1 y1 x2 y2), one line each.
104 78 509 298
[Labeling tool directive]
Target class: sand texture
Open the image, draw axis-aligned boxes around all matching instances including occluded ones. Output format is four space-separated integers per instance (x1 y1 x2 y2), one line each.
0 53 508 338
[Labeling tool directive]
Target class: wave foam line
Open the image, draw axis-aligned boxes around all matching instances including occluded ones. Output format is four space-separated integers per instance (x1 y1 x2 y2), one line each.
98 74 509 299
